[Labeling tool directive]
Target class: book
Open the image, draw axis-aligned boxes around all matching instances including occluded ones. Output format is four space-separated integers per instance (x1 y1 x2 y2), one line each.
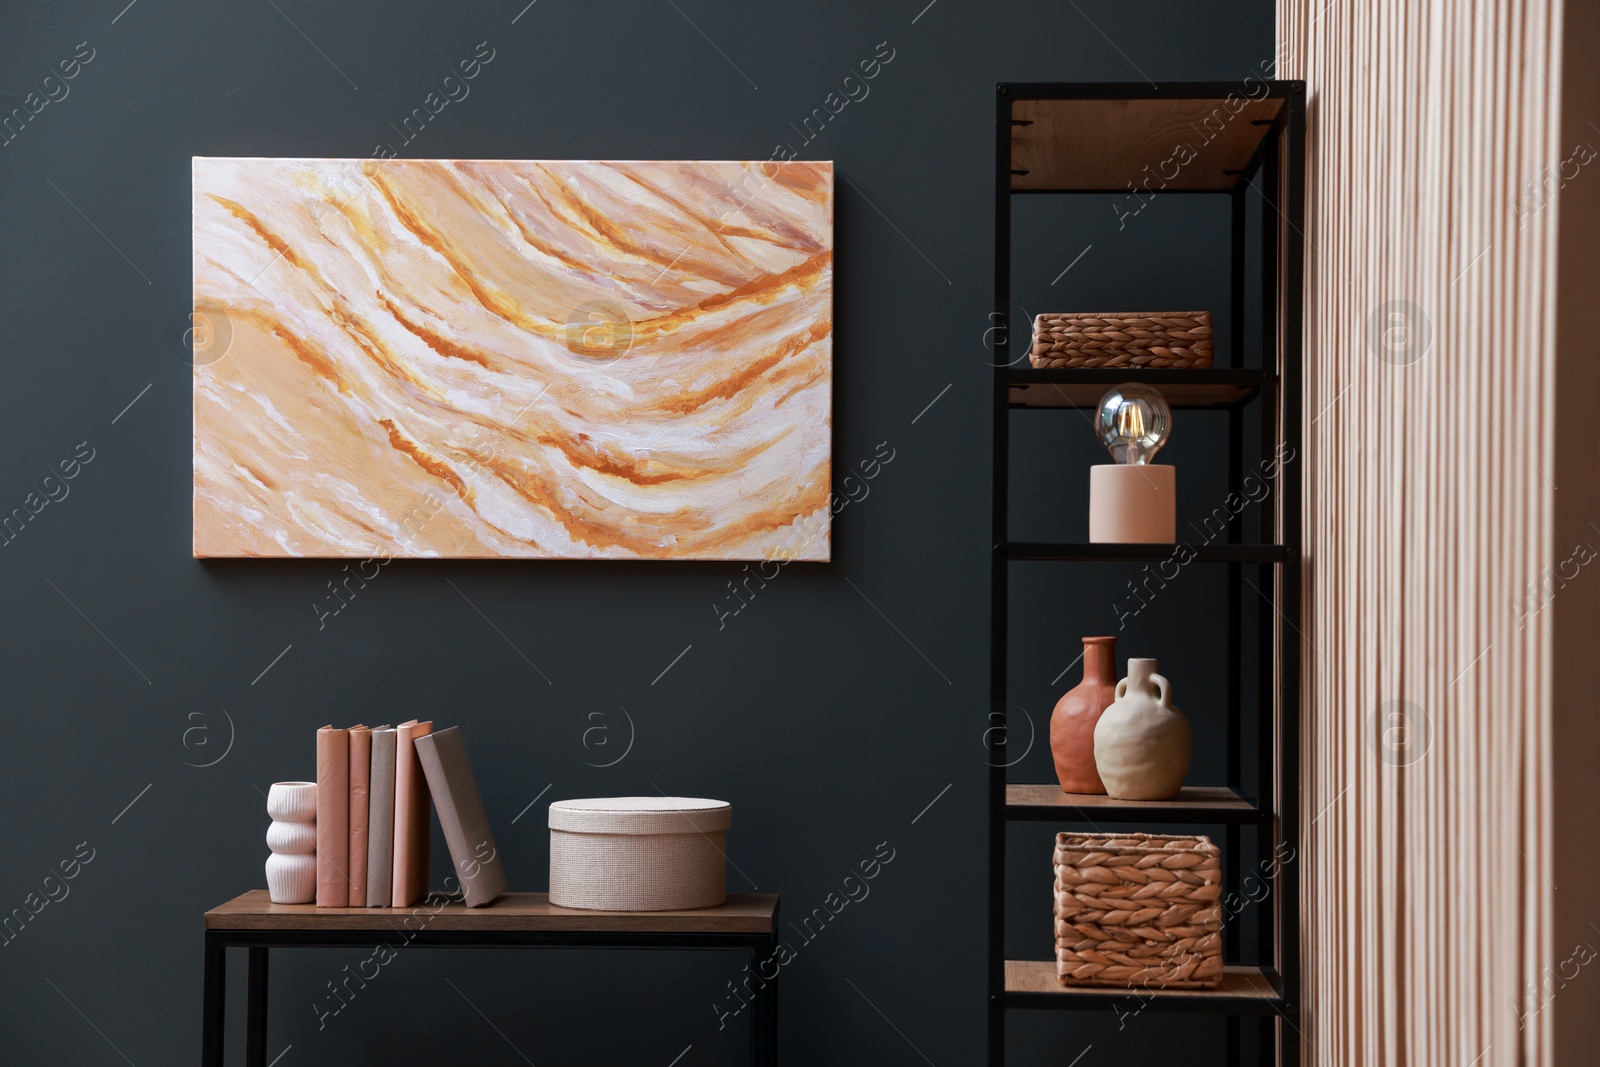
347 725 371 907
390 719 433 907
414 727 506 907
365 726 397 907
315 726 350 907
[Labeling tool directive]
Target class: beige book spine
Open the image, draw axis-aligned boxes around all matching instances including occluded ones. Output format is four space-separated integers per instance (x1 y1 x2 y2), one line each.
366 727 396 907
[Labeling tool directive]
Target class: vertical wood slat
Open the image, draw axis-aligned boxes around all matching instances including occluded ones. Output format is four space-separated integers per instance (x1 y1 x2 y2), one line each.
1277 1 1565 1063
1549 0 1600 1056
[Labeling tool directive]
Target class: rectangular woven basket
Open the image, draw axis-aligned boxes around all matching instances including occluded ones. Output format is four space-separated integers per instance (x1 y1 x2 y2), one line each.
1029 311 1214 370
1054 831 1223 989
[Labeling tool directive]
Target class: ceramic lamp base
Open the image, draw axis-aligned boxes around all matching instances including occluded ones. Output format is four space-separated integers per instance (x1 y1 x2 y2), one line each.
1089 464 1176 543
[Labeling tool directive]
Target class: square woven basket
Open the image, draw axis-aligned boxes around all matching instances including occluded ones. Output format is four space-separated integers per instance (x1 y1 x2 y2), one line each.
1054 831 1224 989
1029 311 1214 370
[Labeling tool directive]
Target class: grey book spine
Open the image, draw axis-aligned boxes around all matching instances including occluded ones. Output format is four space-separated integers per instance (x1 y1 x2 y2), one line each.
365 727 397 907
413 727 507 907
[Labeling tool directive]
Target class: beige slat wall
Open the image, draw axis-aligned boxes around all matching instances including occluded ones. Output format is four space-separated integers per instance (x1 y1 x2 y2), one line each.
1275 1 1600 1063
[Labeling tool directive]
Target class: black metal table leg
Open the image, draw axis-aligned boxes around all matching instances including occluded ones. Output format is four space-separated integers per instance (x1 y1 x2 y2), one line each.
246 947 268 1067
763 944 779 1067
202 934 225 1067
747 943 776 1067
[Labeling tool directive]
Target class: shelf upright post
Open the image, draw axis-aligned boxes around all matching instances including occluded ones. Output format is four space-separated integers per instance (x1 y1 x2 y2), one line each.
988 81 1014 1067
1276 82 1307 1067
1226 178 1248 1067
1255 124 1283 1066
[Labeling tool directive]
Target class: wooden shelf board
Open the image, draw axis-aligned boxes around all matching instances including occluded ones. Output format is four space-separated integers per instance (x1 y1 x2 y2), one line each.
1011 381 1254 410
1006 784 1263 823
1007 368 1268 385
1004 960 1283 1013
205 890 777 934
1010 97 1285 192
1000 542 1289 563
1007 368 1265 410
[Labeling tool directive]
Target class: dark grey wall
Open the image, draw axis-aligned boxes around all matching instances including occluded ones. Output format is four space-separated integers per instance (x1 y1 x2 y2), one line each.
0 1 1272 1063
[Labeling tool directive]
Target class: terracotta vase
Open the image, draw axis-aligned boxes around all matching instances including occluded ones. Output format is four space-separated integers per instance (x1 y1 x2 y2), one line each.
1049 637 1119 794
1093 658 1191 800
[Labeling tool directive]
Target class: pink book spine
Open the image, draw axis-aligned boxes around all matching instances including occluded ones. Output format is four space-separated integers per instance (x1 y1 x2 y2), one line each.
390 720 433 907
315 726 349 907
347 725 371 907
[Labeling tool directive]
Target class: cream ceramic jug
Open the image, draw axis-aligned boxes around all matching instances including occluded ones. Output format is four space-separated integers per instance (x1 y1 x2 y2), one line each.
1093 658 1191 800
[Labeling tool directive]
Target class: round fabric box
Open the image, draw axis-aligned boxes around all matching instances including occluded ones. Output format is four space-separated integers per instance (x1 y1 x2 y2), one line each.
548 797 731 911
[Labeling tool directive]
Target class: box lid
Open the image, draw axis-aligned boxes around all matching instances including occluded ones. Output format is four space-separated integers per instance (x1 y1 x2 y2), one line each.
548 796 732 835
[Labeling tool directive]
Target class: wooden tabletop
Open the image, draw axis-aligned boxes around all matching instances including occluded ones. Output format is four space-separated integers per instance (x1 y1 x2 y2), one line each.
206 890 777 934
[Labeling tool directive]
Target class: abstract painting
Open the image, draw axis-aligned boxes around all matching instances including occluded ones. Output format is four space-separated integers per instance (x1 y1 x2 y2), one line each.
191 158 833 559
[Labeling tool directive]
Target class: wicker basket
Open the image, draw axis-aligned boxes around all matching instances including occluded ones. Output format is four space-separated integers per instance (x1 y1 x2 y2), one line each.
1029 312 1214 370
1054 832 1223 989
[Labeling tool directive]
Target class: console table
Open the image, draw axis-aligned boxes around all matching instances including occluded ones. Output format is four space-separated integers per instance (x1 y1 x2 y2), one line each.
202 890 780 1066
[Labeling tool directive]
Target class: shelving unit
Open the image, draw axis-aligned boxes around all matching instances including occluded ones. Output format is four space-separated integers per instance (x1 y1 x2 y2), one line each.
988 82 1304 1065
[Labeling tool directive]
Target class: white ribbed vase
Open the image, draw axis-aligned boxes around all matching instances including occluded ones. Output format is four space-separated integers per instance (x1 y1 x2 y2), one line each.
266 781 317 904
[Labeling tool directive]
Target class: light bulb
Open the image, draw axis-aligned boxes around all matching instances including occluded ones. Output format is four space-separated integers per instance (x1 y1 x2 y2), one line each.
1096 384 1172 465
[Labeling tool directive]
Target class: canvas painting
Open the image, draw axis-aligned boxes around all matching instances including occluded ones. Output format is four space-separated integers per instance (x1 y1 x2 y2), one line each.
191 158 833 559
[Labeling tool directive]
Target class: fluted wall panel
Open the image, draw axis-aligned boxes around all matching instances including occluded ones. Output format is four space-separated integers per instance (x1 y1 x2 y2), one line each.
1275 1 1597 1063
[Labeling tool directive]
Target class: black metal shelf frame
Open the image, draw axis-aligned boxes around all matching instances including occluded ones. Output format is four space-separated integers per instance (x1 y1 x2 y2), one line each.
988 81 1305 1065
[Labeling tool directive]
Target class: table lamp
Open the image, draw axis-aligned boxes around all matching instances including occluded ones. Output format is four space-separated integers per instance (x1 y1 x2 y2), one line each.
1089 384 1176 543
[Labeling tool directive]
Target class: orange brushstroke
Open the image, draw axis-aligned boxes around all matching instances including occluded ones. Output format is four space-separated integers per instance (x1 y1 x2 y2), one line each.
376 291 495 369
266 318 347 391
365 163 537 331
378 418 472 504
632 254 831 341
538 165 749 289
651 319 832 415
209 195 315 276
